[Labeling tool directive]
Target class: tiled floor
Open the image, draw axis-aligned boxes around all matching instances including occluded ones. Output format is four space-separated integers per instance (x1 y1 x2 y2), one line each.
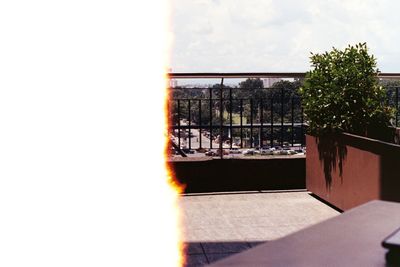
179 190 340 266
183 241 265 266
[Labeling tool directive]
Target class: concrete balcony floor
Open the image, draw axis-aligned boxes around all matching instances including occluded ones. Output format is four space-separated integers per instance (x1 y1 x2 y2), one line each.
179 190 340 266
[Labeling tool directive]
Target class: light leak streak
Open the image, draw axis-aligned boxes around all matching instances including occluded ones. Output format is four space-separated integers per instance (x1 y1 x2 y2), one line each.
0 0 183 266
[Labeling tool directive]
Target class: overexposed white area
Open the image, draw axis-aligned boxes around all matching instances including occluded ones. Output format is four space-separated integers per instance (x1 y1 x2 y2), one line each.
0 1 181 266
171 0 400 72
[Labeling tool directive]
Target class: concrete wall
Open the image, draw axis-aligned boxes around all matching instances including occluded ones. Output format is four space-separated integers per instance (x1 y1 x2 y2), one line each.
306 133 400 211
169 157 305 193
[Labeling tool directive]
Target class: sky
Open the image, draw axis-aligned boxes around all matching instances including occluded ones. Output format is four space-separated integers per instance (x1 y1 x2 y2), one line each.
170 0 400 73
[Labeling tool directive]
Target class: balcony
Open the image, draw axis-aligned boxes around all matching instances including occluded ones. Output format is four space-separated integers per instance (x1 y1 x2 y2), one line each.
169 73 400 266
168 72 400 193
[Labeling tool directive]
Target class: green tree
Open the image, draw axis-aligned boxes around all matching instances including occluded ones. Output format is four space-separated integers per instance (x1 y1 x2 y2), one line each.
238 78 265 100
270 80 302 122
299 43 394 136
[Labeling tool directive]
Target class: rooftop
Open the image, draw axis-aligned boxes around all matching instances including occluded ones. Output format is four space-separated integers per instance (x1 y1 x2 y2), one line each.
179 191 339 266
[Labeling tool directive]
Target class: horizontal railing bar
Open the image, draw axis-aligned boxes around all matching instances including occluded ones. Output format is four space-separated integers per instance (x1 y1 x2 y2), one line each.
168 72 305 79
168 72 400 79
170 98 302 101
380 74 400 79
171 123 306 129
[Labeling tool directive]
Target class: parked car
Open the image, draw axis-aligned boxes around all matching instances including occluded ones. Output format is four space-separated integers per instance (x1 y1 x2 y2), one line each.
278 147 290 155
294 147 306 155
243 149 257 156
278 147 296 155
216 149 229 156
229 148 242 154
260 148 274 155
182 148 195 154
272 149 282 155
197 147 207 153
205 150 217 156
243 149 253 155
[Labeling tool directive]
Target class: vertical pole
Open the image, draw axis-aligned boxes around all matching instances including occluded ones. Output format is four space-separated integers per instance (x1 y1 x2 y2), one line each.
199 99 202 149
270 97 274 147
281 88 284 146
301 106 304 147
209 87 212 149
240 99 243 148
219 78 224 159
177 99 181 149
396 87 399 127
188 99 191 150
229 87 233 149
250 99 253 148
291 98 294 146
260 99 263 148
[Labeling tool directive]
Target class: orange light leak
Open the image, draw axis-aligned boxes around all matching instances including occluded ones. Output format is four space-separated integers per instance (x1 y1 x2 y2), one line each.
0 0 184 266
164 78 186 266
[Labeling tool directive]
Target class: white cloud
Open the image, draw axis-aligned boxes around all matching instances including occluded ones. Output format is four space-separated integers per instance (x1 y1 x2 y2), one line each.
171 0 400 72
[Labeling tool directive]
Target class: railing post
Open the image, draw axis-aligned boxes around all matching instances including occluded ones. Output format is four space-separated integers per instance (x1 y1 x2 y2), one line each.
229 87 233 149
199 99 202 149
219 78 224 159
301 106 304 147
260 99 263 148
270 97 274 147
250 99 253 148
177 99 181 149
291 97 294 146
188 99 191 150
209 87 212 149
281 87 284 146
396 87 399 127
240 99 243 148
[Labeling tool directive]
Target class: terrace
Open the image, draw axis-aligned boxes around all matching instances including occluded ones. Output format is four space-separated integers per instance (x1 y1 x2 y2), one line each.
169 73 400 266
180 190 339 266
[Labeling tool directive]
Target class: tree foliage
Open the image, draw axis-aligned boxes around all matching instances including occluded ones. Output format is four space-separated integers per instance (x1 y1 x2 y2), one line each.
299 43 394 136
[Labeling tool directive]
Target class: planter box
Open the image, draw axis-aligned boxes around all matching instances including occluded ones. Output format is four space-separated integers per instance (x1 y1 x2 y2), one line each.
306 133 400 211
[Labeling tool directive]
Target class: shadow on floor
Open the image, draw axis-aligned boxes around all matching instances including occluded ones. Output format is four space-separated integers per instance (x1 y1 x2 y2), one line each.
183 241 265 267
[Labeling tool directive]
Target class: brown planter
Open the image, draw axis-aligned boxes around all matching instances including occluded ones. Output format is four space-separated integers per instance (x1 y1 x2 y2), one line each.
306 133 400 211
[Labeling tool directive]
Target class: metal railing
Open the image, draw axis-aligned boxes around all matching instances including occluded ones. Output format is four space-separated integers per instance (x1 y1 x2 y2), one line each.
168 72 400 158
